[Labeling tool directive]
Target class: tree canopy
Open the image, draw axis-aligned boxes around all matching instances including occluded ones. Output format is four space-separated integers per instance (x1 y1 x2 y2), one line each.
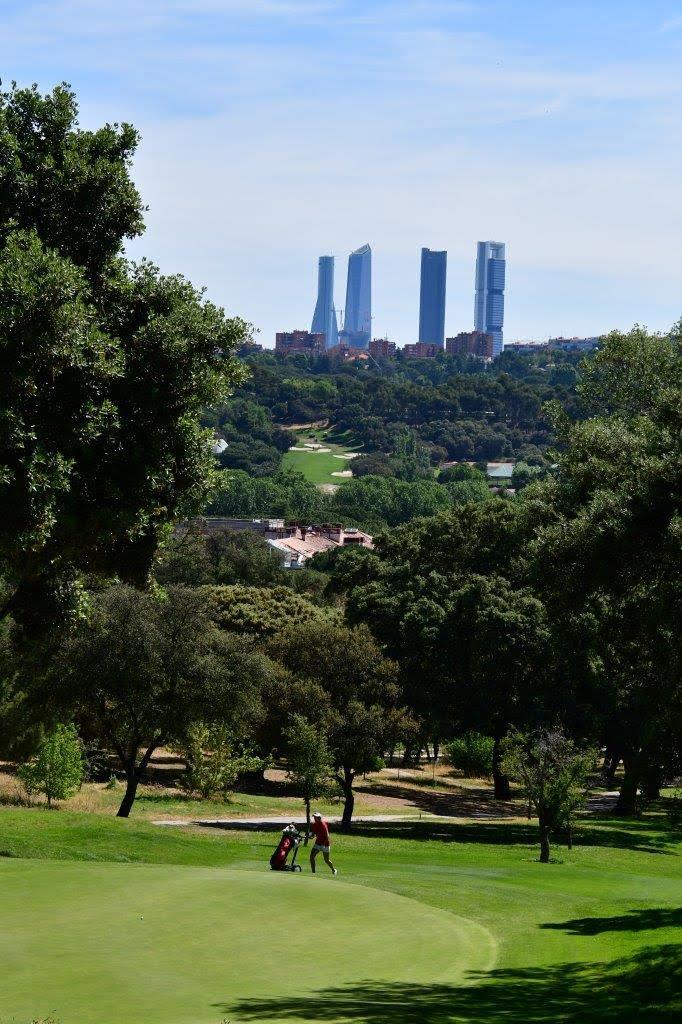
0 83 247 635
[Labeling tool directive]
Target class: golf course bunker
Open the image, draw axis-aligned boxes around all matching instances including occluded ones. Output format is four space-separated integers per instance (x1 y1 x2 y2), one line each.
1 859 495 1024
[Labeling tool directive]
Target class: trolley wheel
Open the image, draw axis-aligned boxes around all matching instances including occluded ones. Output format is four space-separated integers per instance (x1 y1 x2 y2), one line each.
293 864 302 872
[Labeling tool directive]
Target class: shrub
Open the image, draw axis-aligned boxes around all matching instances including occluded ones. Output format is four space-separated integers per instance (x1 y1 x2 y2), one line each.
175 723 268 801
444 732 494 778
17 724 84 807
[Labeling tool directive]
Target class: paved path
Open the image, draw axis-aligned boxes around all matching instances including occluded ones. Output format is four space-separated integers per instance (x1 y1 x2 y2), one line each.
153 812 509 828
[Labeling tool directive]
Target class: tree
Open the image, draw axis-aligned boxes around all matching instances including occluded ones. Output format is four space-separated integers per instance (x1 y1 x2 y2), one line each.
268 621 403 829
530 326 682 813
204 584 332 641
501 727 597 862
17 723 84 807
174 722 268 801
283 713 337 841
0 83 247 636
52 585 270 817
344 502 551 798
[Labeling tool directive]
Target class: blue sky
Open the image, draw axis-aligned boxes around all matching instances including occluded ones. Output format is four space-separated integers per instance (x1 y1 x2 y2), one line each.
2 0 681 345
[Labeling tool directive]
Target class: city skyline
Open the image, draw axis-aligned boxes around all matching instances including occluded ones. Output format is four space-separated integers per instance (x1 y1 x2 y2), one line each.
5 2 681 345
301 242 502 353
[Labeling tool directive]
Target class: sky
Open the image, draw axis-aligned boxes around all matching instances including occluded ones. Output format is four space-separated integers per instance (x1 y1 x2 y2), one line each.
1 0 681 346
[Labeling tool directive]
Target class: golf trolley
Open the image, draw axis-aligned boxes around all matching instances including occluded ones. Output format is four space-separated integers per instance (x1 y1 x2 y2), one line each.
269 824 303 872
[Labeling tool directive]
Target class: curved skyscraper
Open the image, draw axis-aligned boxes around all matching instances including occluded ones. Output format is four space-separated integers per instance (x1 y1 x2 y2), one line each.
474 241 505 357
311 255 338 349
341 243 372 349
419 247 447 348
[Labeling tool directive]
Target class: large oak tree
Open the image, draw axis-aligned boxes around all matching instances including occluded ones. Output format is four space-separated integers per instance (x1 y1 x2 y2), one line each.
0 83 247 636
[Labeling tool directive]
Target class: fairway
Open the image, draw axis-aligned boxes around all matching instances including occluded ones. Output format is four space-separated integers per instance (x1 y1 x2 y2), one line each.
281 430 360 486
0 859 494 1024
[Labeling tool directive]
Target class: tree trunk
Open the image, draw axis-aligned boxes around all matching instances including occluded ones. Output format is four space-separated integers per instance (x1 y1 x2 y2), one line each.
433 738 440 762
340 768 355 831
492 734 511 800
539 824 550 863
116 772 139 818
641 761 662 802
116 746 156 818
615 752 642 815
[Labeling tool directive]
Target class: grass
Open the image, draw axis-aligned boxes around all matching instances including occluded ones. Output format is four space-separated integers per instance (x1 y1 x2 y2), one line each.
0 804 680 1023
281 428 362 487
0 769 408 822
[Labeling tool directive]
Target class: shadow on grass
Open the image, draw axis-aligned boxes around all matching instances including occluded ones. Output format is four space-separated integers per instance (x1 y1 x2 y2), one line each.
336 819 675 854
221 944 682 1023
192 816 677 854
355 780 521 819
542 908 682 935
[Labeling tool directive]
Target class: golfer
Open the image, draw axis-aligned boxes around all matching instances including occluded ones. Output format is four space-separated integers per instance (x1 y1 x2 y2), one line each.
309 812 337 875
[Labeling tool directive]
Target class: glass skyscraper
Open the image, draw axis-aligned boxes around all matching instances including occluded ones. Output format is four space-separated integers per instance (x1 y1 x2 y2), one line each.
311 255 338 350
474 241 506 356
341 243 372 349
418 247 447 348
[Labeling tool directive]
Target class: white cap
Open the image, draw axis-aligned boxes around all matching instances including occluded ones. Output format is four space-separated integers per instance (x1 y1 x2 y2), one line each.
312 811 322 819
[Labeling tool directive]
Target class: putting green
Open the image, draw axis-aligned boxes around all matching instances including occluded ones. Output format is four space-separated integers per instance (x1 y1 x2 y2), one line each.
1 859 495 1024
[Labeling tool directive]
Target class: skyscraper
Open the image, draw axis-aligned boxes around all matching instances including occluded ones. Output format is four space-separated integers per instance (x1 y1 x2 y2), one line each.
474 241 506 356
311 255 338 350
418 248 447 348
341 243 372 349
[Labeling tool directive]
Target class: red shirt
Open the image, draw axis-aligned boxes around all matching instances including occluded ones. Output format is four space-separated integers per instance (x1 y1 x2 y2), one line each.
311 819 330 845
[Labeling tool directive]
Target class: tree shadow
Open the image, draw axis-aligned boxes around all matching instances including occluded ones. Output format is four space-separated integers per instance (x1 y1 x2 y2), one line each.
221 944 682 1023
191 816 676 855
354 780 521 819
541 908 682 935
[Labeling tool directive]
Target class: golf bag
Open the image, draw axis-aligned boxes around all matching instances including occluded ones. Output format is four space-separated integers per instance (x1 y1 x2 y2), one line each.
270 824 303 872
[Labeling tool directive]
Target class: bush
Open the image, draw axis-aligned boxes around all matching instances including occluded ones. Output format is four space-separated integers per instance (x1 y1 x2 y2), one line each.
175 723 269 801
444 732 494 778
17 723 84 807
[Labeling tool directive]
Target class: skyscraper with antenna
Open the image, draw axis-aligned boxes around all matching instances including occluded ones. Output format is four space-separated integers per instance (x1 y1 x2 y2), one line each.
311 255 338 349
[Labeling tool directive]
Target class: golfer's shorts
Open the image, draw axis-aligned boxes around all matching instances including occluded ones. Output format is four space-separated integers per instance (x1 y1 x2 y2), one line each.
312 844 330 853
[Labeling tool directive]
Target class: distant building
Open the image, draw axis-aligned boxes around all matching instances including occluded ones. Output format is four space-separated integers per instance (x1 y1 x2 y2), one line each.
548 336 601 352
238 340 263 355
175 517 373 569
486 462 515 482
446 331 494 359
267 524 373 568
474 241 506 357
403 342 439 359
275 330 325 355
340 244 372 349
327 341 371 361
419 248 447 348
311 255 338 350
369 337 396 358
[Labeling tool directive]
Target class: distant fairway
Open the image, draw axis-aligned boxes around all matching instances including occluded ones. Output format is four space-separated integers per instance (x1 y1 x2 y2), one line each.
282 429 361 486
0 859 493 1024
